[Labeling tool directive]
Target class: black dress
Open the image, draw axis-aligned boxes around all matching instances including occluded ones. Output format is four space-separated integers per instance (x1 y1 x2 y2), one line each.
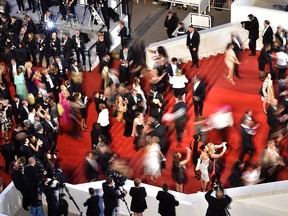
129 187 147 213
172 162 186 184
133 123 144 146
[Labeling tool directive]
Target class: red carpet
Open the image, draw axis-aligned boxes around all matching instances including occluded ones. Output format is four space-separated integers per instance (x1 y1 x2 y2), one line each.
1 50 287 194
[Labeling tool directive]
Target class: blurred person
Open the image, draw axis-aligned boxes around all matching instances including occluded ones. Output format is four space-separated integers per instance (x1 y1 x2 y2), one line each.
96 31 109 63
102 176 127 216
147 85 165 122
176 22 186 36
260 72 274 114
172 147 191 192
156 183 179 216
164 11 178 39
224 43 240 85
131 112 144 150
196 144 210 191
241 14 259 56
205 184 232 216
129 178 147 216
192 75 205 120
97 103 111 142
24 61 37 93
53 56 69 82
262 20 273 47
85 151 100 182
173 95 187 142
230 33 242 79
74 92 88 131
242 164 262 185
186 25 200 68
83 187 101 216
0 103 12 138
70 59 83 93
227 160 245 187
132 77 147 114
94 91 106 114
27 32 37 66
150 68 167 94
118 20 128 48
151 119 168 154
144 136 165 182
91 122 103 149
275 46 288 79
1 137 15 174
260 139 285 182
169 69 188 101
274 25 287 50
115 95 127 122
166 57 180 77
192 133 201 179
258 44 273 81
119 45 134 85
239 112 258 164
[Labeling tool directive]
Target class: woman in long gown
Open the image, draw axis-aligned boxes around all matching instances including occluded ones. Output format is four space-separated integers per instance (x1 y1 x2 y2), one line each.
144 136 165 182
32 71 48 98
198 144 210 192
224 43 240 85
24 61 37 93
261 72 274 114
172 147 191 192
131 112 144 150
59 85 71 124
14 66 28 99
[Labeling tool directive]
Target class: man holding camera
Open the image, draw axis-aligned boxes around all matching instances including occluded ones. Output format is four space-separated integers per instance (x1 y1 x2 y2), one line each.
205 182 232 216
241 14 259 56
102 176 127 216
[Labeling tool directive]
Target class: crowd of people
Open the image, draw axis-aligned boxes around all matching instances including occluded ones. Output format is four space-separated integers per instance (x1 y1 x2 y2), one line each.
0 0 287 215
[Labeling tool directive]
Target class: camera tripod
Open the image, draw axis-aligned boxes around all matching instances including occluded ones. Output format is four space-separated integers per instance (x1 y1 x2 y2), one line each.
115 186 132 216
81 3 105 31
61 183 83 216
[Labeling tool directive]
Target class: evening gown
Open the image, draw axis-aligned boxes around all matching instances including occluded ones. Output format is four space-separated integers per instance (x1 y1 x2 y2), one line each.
14 72 28 99
199 158 210 182
59 92 70 124
172 162 186 184
133 123 144 148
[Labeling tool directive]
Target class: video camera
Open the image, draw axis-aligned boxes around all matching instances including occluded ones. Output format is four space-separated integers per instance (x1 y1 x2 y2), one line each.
213 181 223 192
107 170 126 188
240 21 249 28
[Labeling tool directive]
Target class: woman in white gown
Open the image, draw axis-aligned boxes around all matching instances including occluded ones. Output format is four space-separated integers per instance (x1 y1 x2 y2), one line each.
197 144 210 192
144 136 165 182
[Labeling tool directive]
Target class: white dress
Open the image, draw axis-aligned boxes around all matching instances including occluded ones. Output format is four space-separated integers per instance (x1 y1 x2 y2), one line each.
144 143 161 177
200 158 210 182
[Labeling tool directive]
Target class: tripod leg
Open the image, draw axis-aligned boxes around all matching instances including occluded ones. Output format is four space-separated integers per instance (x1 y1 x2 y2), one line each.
81 5 88 24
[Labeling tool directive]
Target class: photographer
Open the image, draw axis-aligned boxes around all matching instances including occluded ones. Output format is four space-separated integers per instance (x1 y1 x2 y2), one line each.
102 176 127 216
205 182 232 216
241 14 259 56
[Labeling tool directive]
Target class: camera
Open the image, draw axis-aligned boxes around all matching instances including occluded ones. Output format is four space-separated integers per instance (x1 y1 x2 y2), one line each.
107 170 126 188
213 181 223 191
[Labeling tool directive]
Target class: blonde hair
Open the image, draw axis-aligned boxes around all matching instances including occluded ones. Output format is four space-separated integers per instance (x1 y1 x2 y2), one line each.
175 69 182 76
27 93 35 105
24 61 33 69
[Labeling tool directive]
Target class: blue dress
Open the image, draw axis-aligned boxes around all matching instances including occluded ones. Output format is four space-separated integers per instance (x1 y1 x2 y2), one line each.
14 72 28 99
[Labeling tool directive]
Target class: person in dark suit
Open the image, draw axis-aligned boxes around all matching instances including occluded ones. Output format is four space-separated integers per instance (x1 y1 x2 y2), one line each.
102 177 127 216
19 99 29 124
38 34 50 67
72 30 90 66
156 183 179 216
231 33 242 79
147 86 165 122
239 116 256 164
164 11 178 39
166 57 180 77
173 96 187 142
1 137 15 174
127 89 144 114
119 46 134 85
0 83 11 100
151 119 168 154
262 20 273 47
49 32 61 59
192 75 205 120
24 15 36 34
53 56 69 82
186 25 200 68
61 33 74 64
266 98 282 139
42 69 59 96
205 187 232 216
83 187 101 216
129 178 147 215
42 114 58 153
274 25 287 50
257 44 272 80
118 20 128 48
241 14 259 56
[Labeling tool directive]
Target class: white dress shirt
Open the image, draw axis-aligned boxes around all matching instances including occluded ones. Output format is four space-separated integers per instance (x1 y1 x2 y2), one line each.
97 108 109 127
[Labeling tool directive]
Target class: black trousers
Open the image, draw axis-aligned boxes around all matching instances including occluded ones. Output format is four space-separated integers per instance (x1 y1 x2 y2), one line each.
239 144 255 163
249 39 257 55
189 46 199 66
193 100 203 117
101 125 111 142
27 0 36 11
76 49 86 65
16 0 25 11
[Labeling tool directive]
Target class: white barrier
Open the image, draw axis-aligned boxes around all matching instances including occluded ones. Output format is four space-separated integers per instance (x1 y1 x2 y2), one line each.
1 180 288 216
159 0 210 14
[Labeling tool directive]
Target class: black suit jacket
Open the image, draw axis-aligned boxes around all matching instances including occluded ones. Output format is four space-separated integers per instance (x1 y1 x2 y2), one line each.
148 92 165 119
262 26 273 45
166 63 180 77
102 182 122 209
42 73 58 93
205 189 232 216
19 105 29 122
43 119 57 142
244 17 259 40
266 104 280 130
164 15 178 36
83 195 101 216
119 49 134 65
192 81 205 102
173 101 187 122
275 30 287 47
156 191 179 216
127 93 144 114
0 87 11 100
152 124 167 153
62 37 73 53
186 31 200 50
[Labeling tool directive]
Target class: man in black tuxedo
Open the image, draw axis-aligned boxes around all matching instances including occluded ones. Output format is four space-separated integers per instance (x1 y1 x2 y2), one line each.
266 98 281 139
42 69 59 96
239 117 256 163
102 177 127 216
0 83 11 100
241 14 259 56
53 56 69 82
205 187 232 216
147 86 165 122
119 46 134 85
192 75 205 120
275 26 287 49
34 123 49 154
49 32 61 59
127 89 144 114
83 187 101 216
19 100 29 124
262 20 273 47
118 20 128 48
164 11 178 39
166 57 180 77
11 94 21 126
231 33 242 79
186 25 200 68
61 33 74 64
173 96 187 142
1 137 15 174
38 34 50 67
72 30 90 66
156 183 179 216
43 114 58 153
151 119 168 154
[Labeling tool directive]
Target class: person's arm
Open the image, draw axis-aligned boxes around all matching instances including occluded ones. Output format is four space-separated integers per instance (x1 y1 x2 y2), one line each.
83 199 88 207
210 145 227 158
179 147 192 166
131 118 138 137
205 189 213 201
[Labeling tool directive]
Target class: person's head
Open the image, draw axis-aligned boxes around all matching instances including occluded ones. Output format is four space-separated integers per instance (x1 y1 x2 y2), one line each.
193 74 201 83
177 22 183 28
150 85 157 93
173 151 181 163
171 57 178 64
248 14 254 21
131 89 137 96
267 139 275 148
277 25 283 32
45 10 51 16
11 16 17 23
123 45 129 52
162 183 169 192
263 43 271 51
62 32 68 39
271 98 278 106
75 30 80 36
51 32 57 39
106 176 114 185
45 114 51 121
264 20 270 27
175 69 182 76
119 20 125 27
92 122 101 131
200 144 208 152
207 142 215 151
167 11 173 18
28 157 36 166
264 72 271 80
215 189 224 199
71 59 77 66
226 43 234 50
134 178 141 187
24 61 33 69
88 187 95 196
99 103 106 110
22 100 28 107
193 133 201 141
188 25 195 33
